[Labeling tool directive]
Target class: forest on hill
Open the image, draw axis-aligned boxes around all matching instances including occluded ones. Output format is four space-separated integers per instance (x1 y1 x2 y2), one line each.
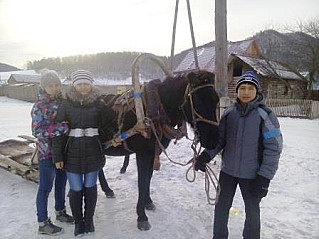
15 22 319 83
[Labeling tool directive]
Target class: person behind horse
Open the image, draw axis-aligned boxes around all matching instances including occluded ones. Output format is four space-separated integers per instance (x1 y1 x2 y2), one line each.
195 71 283 239
31 69 74 236
52 70 116 236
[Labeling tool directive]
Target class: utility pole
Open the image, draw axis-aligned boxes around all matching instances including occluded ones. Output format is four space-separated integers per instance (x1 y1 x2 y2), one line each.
215 0 230 117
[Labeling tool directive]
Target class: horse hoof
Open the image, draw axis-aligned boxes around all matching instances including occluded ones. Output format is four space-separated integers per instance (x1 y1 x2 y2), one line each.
137 221 151 231
145 202 156 211
105 191 116 198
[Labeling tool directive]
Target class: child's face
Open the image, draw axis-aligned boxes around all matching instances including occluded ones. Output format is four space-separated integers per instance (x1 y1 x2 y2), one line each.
237 83 257 105
44 83 61 97
75 83 92 95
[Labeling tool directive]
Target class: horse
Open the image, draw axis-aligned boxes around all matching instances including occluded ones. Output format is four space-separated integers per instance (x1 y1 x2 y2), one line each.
103 69 220 231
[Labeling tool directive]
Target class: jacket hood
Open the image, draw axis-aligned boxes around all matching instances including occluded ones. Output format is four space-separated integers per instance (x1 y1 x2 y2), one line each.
66 86 100 106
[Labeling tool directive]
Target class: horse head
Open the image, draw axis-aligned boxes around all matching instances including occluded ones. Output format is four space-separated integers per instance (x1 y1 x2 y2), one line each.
182 70 220 150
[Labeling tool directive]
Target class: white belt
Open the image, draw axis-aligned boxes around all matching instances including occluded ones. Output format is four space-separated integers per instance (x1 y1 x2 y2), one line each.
69 128 99 137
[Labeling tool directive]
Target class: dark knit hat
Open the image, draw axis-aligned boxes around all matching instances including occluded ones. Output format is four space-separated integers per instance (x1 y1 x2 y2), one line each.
236 71 260 93
71 70 94 87
40 69 61 89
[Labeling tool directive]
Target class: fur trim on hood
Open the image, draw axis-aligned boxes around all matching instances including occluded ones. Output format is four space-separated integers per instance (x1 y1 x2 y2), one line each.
66 86 101 106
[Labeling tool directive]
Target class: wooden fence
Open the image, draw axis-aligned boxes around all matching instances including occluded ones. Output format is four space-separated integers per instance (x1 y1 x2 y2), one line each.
0 84 131 103
0 85 4 96
265 98 319 119
1 84 319 119
2 84 38 102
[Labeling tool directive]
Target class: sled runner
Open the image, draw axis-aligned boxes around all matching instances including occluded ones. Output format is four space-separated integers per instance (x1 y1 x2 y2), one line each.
0 135 38 183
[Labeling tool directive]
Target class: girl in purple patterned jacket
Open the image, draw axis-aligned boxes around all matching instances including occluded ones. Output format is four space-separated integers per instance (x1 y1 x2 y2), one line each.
31 69 74 235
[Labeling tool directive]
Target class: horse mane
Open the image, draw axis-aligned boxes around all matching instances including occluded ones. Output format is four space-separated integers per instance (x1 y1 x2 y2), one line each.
155 73 189 127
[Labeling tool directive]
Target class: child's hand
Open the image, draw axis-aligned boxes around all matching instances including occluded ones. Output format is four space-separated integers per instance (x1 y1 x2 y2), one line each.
55 161 64 169
194 151 211 172
250 175 270 198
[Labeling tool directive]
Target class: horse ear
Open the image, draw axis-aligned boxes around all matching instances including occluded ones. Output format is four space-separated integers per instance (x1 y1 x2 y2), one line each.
206 71 215 84
187 71 197 86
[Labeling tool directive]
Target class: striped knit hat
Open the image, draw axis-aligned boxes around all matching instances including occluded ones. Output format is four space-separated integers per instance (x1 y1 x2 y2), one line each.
236 71 260 93
71 70 94 87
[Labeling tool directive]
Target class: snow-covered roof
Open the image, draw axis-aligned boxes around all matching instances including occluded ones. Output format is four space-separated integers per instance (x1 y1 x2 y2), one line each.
174 39 255 73
0 70 38 83
8 74 41 84
235 55 305 81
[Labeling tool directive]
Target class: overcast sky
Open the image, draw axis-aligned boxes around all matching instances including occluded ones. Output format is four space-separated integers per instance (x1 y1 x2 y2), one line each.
0 0 318 69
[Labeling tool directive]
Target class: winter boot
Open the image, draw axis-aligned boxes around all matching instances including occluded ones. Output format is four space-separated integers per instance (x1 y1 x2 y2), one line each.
69 189 85 237
84 185 97 233
38 218 63 235
56 208 74 224
74 221 85 237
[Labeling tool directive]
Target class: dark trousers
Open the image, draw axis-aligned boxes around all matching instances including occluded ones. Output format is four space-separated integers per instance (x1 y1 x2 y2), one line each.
213 171 261 239
36 159 67 222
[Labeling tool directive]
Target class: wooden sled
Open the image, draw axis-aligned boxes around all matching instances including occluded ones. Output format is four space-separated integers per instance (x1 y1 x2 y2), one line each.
0 135 38 183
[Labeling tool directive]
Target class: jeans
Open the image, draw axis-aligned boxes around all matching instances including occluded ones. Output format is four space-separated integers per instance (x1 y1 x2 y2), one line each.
36 159 67 222
213 171 261 239
67 171 99 192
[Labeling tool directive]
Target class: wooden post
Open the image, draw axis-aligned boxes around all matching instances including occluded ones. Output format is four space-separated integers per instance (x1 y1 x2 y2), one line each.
170 0 179 71
215 0 230 117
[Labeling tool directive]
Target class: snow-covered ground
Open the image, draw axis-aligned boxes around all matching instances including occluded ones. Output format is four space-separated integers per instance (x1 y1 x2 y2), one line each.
0 96 318 239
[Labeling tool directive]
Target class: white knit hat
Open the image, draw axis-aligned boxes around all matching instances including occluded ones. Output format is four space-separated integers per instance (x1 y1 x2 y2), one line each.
71 70 94 87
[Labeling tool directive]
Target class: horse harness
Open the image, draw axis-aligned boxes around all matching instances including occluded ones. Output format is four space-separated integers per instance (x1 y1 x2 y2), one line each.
104 79 218 153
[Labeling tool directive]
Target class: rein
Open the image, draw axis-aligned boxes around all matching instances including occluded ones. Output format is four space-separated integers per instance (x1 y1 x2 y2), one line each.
150 116 220 205
105 78 221 205
154 81 220 205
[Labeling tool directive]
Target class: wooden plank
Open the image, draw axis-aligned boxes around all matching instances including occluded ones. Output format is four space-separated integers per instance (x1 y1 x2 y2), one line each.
0 154 38 183
18 135 38 143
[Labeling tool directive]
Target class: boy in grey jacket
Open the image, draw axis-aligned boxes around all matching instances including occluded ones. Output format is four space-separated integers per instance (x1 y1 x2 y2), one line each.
195 71 283 239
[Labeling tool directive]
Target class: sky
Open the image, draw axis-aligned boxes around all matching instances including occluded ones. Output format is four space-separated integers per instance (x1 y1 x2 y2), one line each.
0 0 318 69
0 96 319 238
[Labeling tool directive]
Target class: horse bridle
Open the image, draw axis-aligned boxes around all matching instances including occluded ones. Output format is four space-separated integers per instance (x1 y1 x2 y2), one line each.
180 83 219 130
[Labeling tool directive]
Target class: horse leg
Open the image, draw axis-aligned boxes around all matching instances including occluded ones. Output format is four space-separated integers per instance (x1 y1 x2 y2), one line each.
98 169 115 198
136 150 154 231
152 145 161 171
120 154 130 174
145 158 156 211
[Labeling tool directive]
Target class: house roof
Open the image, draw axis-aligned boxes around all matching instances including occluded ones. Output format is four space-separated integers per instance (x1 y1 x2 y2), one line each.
8 74 41 84
0 70 38 83
235 55 305 81
174 39 255 73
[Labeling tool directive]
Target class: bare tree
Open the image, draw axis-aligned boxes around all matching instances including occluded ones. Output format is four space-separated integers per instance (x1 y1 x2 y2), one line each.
285 18 319 89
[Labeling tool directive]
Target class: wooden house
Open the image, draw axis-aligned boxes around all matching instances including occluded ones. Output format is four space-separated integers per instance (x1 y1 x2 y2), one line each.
7 73 41 85
0 70 38 84
174 39 307 99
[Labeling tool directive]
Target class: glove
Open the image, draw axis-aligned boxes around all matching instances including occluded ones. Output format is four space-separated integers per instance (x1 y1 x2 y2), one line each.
194 151 211 172
250 175 270 198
